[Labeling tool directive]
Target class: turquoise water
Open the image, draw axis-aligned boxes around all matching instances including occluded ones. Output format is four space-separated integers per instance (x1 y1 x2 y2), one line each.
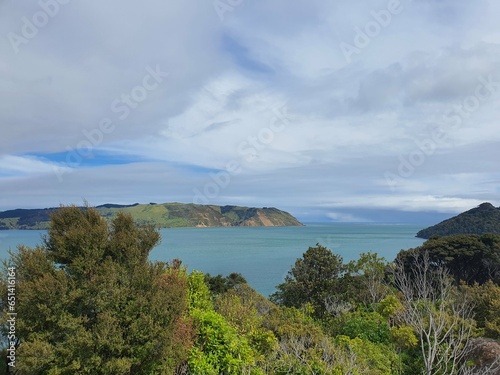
0 223 425 296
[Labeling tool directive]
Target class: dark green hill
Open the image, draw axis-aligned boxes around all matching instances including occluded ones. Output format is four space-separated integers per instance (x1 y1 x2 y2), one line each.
416 202 500 239
0 203 303 230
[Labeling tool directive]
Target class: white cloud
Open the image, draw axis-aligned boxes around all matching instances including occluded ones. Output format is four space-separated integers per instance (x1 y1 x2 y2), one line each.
1 0 500 219
0 155 69 176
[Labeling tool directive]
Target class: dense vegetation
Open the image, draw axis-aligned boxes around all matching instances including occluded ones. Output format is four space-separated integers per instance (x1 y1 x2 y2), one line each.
397 234 500 285
1 206 499 374
417 202 500 239
0 203 302 230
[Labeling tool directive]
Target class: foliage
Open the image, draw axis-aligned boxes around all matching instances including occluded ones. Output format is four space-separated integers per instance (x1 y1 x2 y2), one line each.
462 280 500 339
376 295 403 319
0 205 193 374
390 326 418 350
205 272 247 297
335 335 401 375
270 244 345 319
396 234 500 285
338 310 391 344
214 284 277 357
416 202 500 238
2 217 500 374
347 252 390 305
262 307 368 374
188 309 256 375
188 270 213 312
186 272 259 374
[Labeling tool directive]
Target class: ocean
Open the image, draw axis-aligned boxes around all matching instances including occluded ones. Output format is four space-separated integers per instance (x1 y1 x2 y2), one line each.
0 223 425 297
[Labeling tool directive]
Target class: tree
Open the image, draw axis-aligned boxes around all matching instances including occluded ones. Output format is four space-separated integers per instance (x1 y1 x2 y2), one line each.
262 306 372 375
204 272 247 297
270 244 345 318
338 310 391 344
186 272 258 375
397 234 500 285
347 252 389 305
392 250 476 375
462 280 500 339
1 205 193 374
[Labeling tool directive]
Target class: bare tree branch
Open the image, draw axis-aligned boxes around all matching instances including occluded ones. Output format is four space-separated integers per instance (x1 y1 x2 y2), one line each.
324 295 353 317
393 250 476 375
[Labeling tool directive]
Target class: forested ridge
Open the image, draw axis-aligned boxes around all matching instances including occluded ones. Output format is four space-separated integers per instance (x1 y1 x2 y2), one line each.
417 203 500 239
1 205 499 374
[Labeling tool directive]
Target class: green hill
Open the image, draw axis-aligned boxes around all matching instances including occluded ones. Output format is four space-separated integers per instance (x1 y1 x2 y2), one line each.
0 203 303 230
416 202 500 239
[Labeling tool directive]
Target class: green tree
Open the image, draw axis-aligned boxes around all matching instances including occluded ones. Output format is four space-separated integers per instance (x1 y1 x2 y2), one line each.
397 234 500 285
186 272 259 375
347 252 390 305
214 283 277 361
462 280 500 339
335 335 400 375
338 310 391 344
0 205 193 374
270 244 345 318
204 272 247 297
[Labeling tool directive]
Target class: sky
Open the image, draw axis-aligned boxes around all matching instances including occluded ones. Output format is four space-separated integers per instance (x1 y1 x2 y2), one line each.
1 0 500 223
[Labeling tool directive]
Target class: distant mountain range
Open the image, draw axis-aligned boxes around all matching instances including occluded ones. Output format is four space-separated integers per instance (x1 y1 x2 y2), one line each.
416 202 500 239
0 203 303 230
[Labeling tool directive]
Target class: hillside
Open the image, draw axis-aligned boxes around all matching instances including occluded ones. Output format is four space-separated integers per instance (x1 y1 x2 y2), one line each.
0 202 303 230
416 202 500 239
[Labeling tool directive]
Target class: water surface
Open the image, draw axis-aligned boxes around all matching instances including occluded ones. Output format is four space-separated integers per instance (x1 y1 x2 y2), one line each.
0 223 425 296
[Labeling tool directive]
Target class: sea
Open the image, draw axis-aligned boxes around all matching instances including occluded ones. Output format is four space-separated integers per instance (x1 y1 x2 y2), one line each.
0 223 426 297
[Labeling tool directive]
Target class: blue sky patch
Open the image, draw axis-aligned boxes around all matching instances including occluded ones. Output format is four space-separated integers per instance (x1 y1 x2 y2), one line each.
170 162 222 175
27 150 142 168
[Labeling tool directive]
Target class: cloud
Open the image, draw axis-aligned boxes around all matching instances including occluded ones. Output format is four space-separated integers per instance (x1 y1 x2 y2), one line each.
0 155 69 177
1 0 500 220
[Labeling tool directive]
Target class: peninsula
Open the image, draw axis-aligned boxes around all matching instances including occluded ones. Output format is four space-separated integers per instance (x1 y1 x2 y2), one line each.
0 202 303 230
